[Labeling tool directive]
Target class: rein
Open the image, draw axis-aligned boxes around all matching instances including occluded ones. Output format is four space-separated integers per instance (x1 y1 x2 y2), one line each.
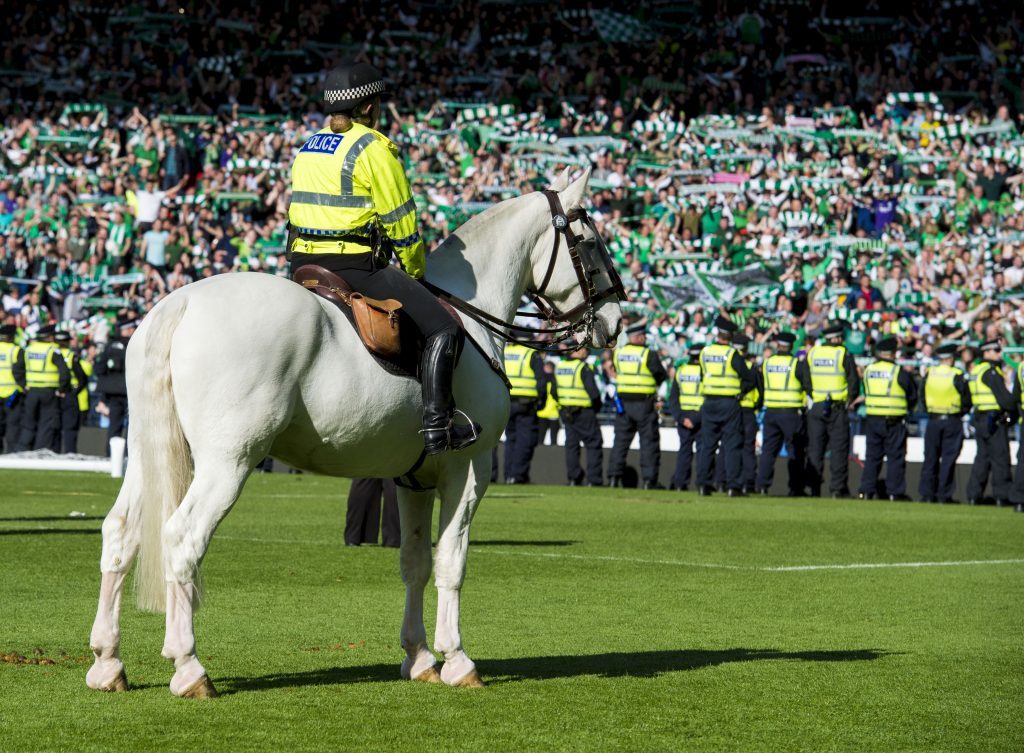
425 190 625 353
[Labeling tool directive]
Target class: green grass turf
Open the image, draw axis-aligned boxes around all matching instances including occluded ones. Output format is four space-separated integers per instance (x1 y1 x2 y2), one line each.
1 470 1022 753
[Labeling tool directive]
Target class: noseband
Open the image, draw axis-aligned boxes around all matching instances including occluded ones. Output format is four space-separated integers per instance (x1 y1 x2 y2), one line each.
427 190 626 352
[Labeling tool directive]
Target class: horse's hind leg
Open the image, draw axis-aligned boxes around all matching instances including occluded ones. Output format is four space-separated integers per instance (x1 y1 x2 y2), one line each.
397 487 441 682
87 464 144 692
434 453 489 688
160 458 248 698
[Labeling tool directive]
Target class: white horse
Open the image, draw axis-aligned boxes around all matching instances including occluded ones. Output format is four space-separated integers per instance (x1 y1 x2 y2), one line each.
86 168 622 697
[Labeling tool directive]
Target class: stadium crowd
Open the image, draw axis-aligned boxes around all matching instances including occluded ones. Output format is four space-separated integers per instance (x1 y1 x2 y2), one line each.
3 1 1024 495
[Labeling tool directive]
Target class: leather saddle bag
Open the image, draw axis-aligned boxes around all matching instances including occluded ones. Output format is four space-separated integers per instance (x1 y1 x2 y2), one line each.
293 264 403 358
350 293 402 357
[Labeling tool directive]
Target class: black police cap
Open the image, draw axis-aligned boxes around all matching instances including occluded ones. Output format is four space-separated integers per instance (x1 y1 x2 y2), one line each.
323 63 387 114
822 322 844 339
688 344 703 358
936 343 958 358
54 331 71 343
875 337 898 355
0 324 16 337
775 332 797 347
625 320 647 336
35 323 56 338
732 333 750 352
981 339 1002 353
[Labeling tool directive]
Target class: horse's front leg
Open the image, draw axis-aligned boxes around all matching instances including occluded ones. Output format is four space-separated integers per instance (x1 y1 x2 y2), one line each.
397 487 441 682
434 453 489 688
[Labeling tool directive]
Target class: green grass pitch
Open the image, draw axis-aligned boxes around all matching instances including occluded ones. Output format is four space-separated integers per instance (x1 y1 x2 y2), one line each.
1 470 1022 753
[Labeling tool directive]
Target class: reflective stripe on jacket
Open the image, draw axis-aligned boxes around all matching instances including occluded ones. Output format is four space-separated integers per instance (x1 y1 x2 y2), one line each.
864 360 907 416
924 363 962 415
807 344 849 402
699 343 741 397
555 359 592 408
969 362 1001 412
762 354 805 409
25 341 60 389
614 344 656 395
505 343 539 398
288 124 425 278
675 363 703 411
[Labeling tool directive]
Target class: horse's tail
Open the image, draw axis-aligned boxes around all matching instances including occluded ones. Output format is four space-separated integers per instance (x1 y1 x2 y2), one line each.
134 295 193 613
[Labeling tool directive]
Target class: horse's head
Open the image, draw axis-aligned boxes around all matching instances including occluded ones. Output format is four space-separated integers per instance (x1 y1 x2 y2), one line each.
525 167 625 348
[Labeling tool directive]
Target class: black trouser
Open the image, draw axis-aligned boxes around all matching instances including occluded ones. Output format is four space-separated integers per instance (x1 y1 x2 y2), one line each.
504 398 540 482
966 411 1011 502
740 408 757 490
345 478 400 547
291 251 456 340
757 408 807 495
918 415 964 502
858 415 908 497
697 396 742 490
59 392 81 454
806 401 851 495
608 397 660 484
1 394 23 453
105 395 129 454
17 388 59 451
561 407 603 484
539 418 560 446
671 411 702 490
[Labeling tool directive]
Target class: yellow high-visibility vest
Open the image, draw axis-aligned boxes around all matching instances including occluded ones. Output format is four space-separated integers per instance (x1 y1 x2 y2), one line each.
555 359 592 408
740 382 760 409
807 344 849 402
1017 362 1024 411
863 360 907 417
77 359 93 413
0 341 22 399
288 123 425 278
700 343 741 397
969 362 1002 411
614 344 657 395
675 363 703 411
924 363 963 415
25 341 60 389
537 382 559 419
505 343 539 399
762 354 806 409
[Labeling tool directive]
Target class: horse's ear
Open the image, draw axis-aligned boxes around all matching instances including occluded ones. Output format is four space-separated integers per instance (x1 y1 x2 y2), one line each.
548 166 572 192
558 166 591 210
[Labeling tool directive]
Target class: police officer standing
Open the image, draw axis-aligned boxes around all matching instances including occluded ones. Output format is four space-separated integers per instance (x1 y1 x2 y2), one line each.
966 339 1015 506
503 341 546 484
733 333 762 494
608 321 668 489
756 332 811 496
17 324 70 451
668 345 704 491
553 346 604 486
1011 356 1024 513
918 344 971 504
0 324 27 453
803 323 860 498
54 331 89 454
95 320 135 453
858 338 918 501
696 316 754 497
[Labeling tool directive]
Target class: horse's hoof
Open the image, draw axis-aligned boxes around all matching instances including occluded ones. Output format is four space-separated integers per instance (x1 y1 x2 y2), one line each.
452 668 486 689
94 669 129 692
180 675 219 699
412 665 442 684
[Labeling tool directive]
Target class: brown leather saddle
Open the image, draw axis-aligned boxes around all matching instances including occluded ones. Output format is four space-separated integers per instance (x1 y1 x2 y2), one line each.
293 264 462 379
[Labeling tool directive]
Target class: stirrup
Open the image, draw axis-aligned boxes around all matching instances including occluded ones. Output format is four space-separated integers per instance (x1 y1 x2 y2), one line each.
420 410 481 455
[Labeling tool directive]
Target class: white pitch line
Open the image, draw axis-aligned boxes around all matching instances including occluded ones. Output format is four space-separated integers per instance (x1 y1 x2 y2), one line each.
213 535 1024 572
762 559 1024 572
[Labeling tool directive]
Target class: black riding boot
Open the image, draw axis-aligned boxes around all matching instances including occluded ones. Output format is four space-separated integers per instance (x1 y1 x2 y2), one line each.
421 331 481 455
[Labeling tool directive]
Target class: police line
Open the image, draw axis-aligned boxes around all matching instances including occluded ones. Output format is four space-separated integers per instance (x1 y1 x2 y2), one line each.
514 425 1007 466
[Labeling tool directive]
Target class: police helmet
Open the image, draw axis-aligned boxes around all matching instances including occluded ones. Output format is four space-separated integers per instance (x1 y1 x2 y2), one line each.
322 63 387 115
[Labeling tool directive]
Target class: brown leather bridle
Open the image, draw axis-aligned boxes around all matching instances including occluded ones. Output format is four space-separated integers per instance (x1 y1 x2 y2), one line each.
426 190 627 351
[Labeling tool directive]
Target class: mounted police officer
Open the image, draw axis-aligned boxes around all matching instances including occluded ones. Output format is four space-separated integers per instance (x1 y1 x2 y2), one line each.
553 345 604 486
966 339 1015 506
287 62 478 455
608 320 668 489
95 319 135 453
756 332 811 496
503 342 546 484
918 343 971 504
0 324 26 453
668 345 704 491
858 337 918 501
802 322 860 498
733 333 761 494
696 316 754 497
17 323 70 451
54 330 89 454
